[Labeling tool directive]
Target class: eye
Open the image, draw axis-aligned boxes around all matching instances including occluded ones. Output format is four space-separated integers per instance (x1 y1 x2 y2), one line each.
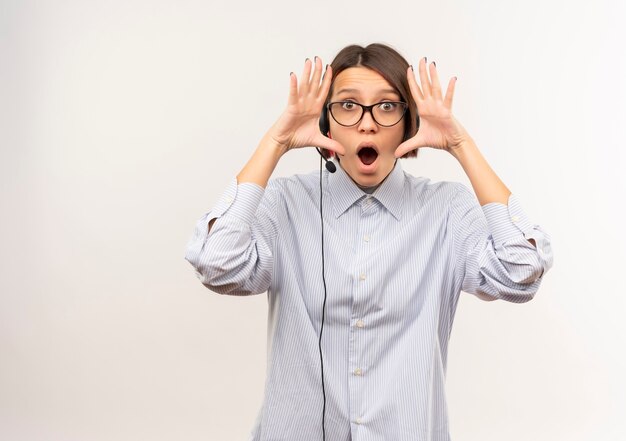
341 101 357 111
378 102 397 112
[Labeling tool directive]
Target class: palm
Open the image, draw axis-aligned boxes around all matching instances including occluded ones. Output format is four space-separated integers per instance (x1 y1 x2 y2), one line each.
269 57 345 155
395 58 470 158
273 106 331 151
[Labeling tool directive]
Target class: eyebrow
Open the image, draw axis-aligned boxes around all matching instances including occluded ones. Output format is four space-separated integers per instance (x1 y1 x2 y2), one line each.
335 88 400 97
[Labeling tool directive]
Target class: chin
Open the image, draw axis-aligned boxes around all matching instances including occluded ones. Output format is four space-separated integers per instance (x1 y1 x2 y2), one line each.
351 172 386 188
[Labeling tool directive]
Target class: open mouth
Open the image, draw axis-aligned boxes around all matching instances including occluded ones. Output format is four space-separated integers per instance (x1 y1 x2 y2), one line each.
357 146 379 166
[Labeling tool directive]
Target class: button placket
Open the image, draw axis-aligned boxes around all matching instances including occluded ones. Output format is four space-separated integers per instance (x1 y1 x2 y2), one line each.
349 195 378 429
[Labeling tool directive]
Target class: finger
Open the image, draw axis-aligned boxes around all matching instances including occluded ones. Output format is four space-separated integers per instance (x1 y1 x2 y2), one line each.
317 64 332 101
315 135 346 155
287 71 298 106
309 56 323 95
418 57 431 97
299 58 313 96
429 61 442 100
394 136 420 158
444 76 457 109
407 66 424 102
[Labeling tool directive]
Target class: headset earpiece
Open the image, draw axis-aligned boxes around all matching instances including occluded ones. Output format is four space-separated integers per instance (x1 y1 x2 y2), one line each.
319 105 330 136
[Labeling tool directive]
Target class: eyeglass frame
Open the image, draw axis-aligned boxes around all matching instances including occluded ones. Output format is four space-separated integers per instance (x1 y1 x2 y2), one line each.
326 100 408 128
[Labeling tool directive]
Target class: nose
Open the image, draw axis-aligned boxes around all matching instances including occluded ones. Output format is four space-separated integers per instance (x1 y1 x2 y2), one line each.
357 108 378 133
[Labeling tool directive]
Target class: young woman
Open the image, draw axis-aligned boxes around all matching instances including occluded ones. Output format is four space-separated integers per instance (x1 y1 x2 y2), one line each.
185 43 553 441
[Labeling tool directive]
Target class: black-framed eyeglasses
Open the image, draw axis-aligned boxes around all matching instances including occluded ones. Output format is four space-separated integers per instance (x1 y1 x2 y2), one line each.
327 101 408 127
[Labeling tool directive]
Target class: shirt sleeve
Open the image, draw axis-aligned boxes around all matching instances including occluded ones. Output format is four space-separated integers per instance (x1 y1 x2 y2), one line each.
184 178 278 296
451 184 554 302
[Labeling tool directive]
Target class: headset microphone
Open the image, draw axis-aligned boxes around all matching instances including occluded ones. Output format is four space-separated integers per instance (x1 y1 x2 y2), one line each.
316 148 336 173
325 159 337 173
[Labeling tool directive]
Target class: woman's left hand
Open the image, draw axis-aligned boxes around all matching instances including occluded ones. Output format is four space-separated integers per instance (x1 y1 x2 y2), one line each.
395 58 472 157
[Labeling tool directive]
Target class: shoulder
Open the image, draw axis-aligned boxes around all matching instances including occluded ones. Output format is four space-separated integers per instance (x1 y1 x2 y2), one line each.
264 170 320 204
401 171 468 204
266 170 318 192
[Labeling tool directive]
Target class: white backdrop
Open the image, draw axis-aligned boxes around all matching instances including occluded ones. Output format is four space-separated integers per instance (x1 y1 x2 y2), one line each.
2 0 625 440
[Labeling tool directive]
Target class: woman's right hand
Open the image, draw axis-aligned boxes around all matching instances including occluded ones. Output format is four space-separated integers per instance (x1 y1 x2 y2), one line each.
267 56 346 156
236 57 345 188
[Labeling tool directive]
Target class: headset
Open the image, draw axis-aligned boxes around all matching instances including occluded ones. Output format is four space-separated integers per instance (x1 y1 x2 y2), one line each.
316 105 337 173
315 102 420 440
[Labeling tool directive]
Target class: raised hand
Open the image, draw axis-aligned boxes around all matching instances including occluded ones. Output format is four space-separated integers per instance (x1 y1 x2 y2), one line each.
268 57 345 156
395 58 471 158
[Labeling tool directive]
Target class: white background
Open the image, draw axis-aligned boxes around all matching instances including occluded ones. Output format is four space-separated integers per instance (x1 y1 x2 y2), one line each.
2 0 625 440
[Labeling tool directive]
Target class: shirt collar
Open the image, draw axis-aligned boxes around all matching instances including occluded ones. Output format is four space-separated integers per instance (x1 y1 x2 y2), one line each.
327 160 405 220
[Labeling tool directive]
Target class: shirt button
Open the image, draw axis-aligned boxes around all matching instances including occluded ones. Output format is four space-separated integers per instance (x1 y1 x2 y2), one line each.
359 273 366 281
512 215 520 222
355 417 363 425
225 197 233 203
353 368 363 376
538 248 544 255
356 320 364 328
363 234 370 242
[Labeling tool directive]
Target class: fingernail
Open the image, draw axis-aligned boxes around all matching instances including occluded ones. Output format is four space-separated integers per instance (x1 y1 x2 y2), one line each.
326 64 329 70
410 65 414 71
454 76 458 81
314 56 318 63
432 61 436 67
423 57 427 63
305 58 310 63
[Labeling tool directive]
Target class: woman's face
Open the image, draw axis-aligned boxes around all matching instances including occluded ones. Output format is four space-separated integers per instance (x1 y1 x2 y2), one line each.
327 67 406 187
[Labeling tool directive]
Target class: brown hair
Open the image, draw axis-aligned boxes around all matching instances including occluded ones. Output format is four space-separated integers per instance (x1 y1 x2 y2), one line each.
321 43 419 159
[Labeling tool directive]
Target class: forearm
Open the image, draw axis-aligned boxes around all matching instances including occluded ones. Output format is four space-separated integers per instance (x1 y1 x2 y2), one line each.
237 133 288 188
206 134 284 233
449 137 511 206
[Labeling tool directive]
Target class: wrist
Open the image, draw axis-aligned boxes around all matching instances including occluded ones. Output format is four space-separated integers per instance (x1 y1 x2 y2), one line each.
448 136 477 161
260 132 290 158
236 133 287 188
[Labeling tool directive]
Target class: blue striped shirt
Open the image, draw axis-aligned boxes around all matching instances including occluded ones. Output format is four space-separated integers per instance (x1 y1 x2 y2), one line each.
185 161 553 441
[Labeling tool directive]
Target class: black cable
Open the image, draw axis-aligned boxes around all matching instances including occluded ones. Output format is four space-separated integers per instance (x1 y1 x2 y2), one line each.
318 155 328 441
